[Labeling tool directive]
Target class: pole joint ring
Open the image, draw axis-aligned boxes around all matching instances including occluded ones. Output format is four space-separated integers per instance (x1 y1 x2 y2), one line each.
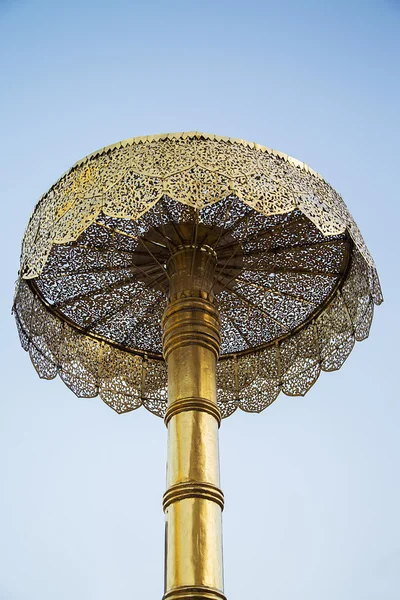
163 481 224 512
162 587 227 600
164 397 221 427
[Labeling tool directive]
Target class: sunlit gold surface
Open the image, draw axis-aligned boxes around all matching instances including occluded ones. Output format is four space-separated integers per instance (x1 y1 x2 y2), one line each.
162 246 226 599
12 132 383 598
13 133 382 417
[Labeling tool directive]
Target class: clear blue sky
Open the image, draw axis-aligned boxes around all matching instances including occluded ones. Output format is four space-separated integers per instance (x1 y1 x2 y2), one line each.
1 1 399 599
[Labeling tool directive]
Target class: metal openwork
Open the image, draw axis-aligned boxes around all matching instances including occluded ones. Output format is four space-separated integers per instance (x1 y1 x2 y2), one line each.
14 132 382 418
13 132 382 600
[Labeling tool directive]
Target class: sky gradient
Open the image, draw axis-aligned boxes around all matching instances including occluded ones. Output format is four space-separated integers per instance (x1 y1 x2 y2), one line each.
1 1 399 599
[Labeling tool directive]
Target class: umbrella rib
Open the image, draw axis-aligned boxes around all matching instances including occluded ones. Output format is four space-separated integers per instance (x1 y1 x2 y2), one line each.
220 309 253 348
95 221 144 243
215 226 276 291
219 212 305 252
244 211 305 243
211 206 252 250
86 279 165 331
199 201 234 291
242 237 343 278
234 277 316 306
97 222 170 263
214 214 251 280
158 200 189 279
69 242 148 258
39 262 157 279
244 266 341 277
213 200 235 248
153 225 176 256
161 197 186 244
96 222 168 254
119 297 164 347
136 237 169 277
55 264 165 308
136 204 176 252
217 280 290 332
245 238 346 257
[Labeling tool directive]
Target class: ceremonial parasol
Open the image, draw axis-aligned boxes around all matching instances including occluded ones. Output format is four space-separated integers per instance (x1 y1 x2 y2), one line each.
13 132 382 599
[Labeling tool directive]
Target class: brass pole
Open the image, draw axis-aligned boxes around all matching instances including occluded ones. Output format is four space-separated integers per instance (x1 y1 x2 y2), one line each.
161 245 226 600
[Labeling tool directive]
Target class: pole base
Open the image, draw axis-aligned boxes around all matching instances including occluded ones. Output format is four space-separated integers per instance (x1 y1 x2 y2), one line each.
163 586 227 600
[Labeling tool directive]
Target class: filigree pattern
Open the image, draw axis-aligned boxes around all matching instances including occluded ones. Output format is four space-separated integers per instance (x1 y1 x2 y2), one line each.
13 132 382 417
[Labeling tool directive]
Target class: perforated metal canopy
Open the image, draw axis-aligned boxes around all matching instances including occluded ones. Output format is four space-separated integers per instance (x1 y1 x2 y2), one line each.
13 132 382 417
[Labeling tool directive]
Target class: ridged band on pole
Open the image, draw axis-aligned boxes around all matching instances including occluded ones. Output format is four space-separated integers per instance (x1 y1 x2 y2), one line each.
162 245 226 600
164 397 222 428
163 481 225 512
163 586 227 600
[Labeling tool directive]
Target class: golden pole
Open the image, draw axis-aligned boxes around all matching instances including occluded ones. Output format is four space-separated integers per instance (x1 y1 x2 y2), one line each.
161 244 226 600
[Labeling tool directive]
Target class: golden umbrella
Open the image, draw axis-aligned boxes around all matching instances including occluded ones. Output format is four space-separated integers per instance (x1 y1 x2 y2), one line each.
13 132 382 600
